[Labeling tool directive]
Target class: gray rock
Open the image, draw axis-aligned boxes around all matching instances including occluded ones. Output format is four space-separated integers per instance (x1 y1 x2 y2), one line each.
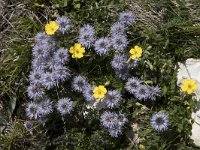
177 58 200 147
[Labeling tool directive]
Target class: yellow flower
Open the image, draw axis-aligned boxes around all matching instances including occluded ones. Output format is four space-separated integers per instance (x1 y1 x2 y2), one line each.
93 85 107 99
45 21 59 35
129 45 142 60
181 79 198 94
69 43 85 59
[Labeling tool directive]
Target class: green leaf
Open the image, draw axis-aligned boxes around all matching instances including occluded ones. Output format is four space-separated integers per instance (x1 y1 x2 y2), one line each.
162 85 168 94
7 97 17 117
178 123 183 132
140 128 152 135
73 100 78 107
63 0 68 7
74 3 81 9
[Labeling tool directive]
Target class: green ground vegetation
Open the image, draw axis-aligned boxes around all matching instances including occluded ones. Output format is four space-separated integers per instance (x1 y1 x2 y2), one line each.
0 0 200 149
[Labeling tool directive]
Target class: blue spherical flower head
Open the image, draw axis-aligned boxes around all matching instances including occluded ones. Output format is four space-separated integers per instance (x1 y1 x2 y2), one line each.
117 112 128 127
78 24 96 48
125 77 141 94
101 111 128 137
114 68 130 80
150 112 169 132
104 90 122 108
39 36 57 52
111 54 138 80
111 34 127 51
128 58 140 69
32 44 51 59
41 72 56 90
57 98 73 115
54 47 69 64
34 32 48 43
38 99 53 116
134 84 150 100
38 115 48 126
31 57 49 71
47 57 63 71
111 53 129 70
52 66 71 82
26 101 40 119
108 125 122 138
72 75 88 92
94 37 111 55
119 11 136 26
42 36 57 46
100 111 118 129
148 85 161 101
29 69 44 85
27 83 45 99
56 16 72 34
83 85 95 102
34 32 57 51
24 121 33 132
110 22 126 36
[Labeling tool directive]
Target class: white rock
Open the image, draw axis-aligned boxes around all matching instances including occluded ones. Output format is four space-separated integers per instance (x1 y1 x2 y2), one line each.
177 58 200 147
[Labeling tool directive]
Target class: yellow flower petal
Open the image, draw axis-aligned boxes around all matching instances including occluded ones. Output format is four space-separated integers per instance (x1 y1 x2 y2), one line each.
79 47 85 53
72 54 76 58
98 95 105 99
181 79 198 94
74 43 81 49
131 55 137 60
187 89 194 94
69 43 85 59
45 21 59 35
93 85 107 99
129 49 135 54
69 47 74 53
129 45 142 60
181 85 187 91
76 53 84 58
93 87 98 93
93 93 99 99
182 79 188 85
134 45 142 51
